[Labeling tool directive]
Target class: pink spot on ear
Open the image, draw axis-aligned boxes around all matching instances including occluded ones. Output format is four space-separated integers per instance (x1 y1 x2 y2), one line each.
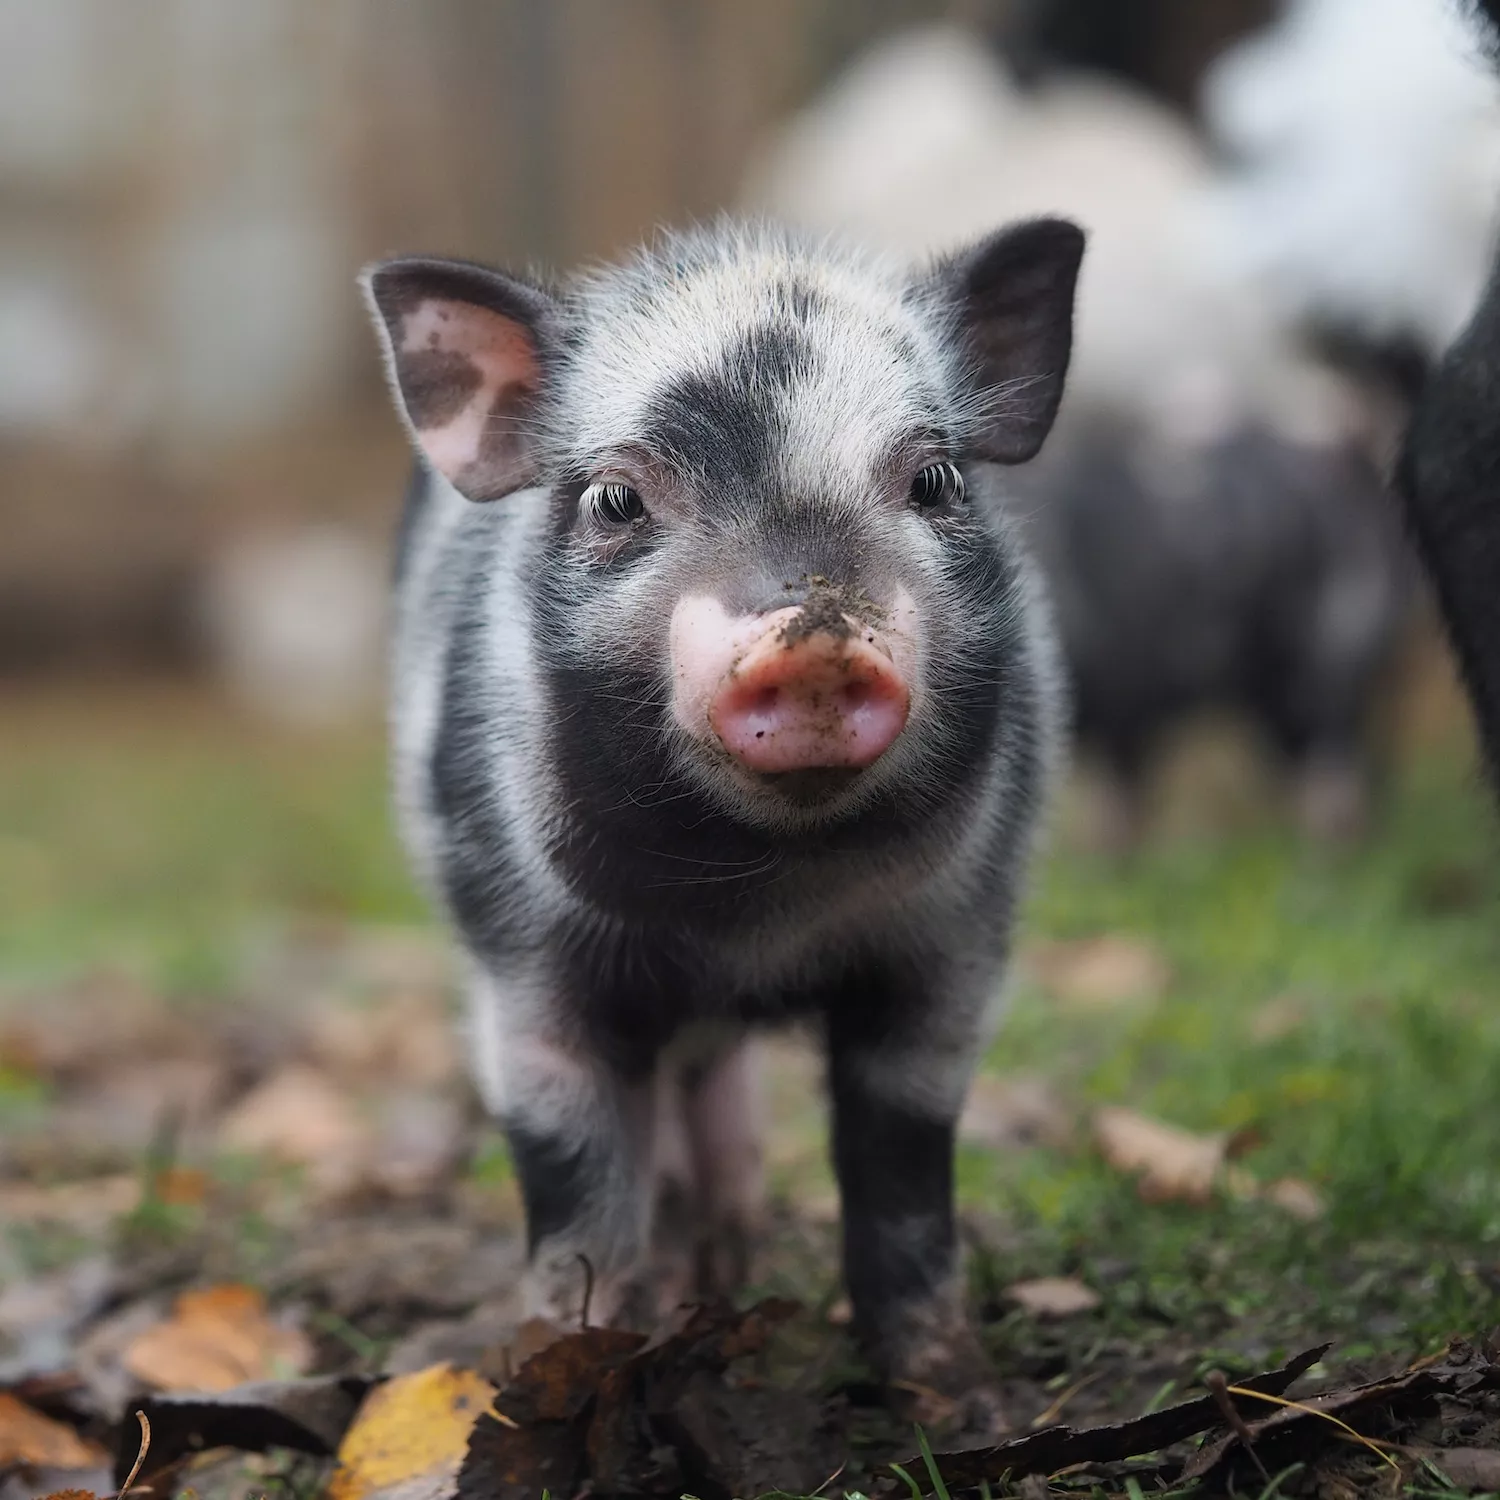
398 298 540 487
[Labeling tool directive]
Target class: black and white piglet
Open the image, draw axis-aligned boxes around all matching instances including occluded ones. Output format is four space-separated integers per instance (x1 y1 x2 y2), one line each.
361 219 1083 1417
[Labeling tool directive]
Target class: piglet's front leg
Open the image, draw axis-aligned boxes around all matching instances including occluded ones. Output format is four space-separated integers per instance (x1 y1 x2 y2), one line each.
828 1007 1006 1434
476 1008 657 1329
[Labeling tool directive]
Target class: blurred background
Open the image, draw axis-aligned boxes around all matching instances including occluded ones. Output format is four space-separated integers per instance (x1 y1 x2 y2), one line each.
3 0 1500 1406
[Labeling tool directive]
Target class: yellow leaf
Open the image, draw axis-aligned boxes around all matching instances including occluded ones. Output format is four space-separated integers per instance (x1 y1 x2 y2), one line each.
325 1364 497 1500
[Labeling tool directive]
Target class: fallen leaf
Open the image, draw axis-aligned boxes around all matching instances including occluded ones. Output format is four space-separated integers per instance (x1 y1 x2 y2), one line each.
305 992 458 1090
507 1318 568 1372
496 1327 646 1424
1264 1176 1327 1221
150 1166 210 1208
1182 1338 1500 1485
217 1065 371 1193
903 1343 1331 1491
118 1374 378 1490
0 1393 109 1468
1025 936 1171 1007
959 1074 1072 1151
121 1285 312 1393
1410 1445 1500 1491
1093 1107 1325 1218
326 1364 496 1500
1094 1106 1228 1204
0 1178 141 1231
459 1299 799 1500
1003 1277 1102 1318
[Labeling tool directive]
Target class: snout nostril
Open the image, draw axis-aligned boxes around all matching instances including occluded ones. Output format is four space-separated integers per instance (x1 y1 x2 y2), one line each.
840 681 872 711
753 686 780 713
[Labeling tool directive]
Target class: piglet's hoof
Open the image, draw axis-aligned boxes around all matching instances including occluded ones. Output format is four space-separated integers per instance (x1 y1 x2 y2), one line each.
889 1372 1012 1438
882 1318 1013 1437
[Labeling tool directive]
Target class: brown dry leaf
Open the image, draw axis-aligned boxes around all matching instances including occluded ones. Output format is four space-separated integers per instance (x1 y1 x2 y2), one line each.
1093 1106 1326 1218
151 1165 210 1207
0 1176 141 1230
1094 1106 1228 1204
217 1064 371 1193
1025 936 1171 1008
121 1284 312 1393
325 1364 496 1500
304 993 458 1090
0 1392 109 1468
1003 1277 1102 1318
1411 1446 1500 1490
508 1318 566 1370
1264 1176 1327 1221
959 1074 1072 1151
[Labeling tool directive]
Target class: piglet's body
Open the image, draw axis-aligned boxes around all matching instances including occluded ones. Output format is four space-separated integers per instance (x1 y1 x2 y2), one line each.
363 220 1083 1426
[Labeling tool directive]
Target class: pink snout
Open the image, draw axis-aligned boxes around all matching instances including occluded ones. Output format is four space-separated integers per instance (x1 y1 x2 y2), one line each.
708 612 911 774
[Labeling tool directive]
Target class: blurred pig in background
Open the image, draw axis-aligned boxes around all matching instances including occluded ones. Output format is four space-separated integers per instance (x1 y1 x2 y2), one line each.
743 16 1471 844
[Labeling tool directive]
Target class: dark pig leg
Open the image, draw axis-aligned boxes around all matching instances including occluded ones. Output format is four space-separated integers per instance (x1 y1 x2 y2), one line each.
826 972 1003 1429
482 1016 656 1327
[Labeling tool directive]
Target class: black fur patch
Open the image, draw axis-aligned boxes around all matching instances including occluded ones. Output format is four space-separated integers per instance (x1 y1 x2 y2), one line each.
828 1049 960 1318
640 320 817 493
505 1115 601 1251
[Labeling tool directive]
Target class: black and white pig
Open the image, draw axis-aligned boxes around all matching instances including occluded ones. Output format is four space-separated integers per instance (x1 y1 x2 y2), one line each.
360 217 1083 1420
1006 416 1411 845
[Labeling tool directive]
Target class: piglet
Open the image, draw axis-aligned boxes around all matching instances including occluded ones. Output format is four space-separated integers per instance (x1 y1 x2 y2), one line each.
361 218 1084 1425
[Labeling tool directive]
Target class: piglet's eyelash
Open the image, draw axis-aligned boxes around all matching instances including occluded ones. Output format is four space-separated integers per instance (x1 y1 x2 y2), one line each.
581 479 646 525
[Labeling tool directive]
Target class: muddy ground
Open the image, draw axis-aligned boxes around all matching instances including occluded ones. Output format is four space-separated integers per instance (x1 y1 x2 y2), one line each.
2 926 1499 1500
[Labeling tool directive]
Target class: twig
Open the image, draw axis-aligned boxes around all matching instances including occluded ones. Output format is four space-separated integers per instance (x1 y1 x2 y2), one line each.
577 1253 596 1330
1206 1369 1269 1483
117 1410 151 1499
1030 1370 1100 1429
811 1460 846 1495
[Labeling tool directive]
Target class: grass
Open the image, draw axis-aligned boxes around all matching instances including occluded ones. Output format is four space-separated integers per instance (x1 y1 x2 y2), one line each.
2 680 1498 1383
966 744 1500 1363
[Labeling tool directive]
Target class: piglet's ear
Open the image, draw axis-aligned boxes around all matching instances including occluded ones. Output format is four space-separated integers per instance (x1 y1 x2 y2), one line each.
360 256 560 501
932 217 1085 465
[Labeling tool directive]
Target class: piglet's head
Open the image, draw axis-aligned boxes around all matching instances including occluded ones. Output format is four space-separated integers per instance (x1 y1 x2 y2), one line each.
363 221 1083 829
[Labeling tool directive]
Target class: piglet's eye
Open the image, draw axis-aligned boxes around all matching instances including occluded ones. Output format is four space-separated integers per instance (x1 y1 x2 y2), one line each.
911 461 965 510
582 480 646 526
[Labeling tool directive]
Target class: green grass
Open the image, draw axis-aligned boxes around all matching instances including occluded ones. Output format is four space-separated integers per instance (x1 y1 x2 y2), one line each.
0 688 422 990
966 745 1500 1362
2 686 1498 1373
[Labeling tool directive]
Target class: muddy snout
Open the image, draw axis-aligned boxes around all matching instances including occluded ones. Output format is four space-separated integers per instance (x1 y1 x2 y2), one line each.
705 604 911 774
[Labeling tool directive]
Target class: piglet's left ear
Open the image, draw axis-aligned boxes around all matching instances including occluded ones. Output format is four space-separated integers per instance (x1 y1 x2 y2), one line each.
360 256 561 501
931 217 1085 465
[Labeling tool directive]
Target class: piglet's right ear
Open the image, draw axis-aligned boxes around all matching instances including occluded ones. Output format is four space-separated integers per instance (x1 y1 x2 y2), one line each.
360 257 559 501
